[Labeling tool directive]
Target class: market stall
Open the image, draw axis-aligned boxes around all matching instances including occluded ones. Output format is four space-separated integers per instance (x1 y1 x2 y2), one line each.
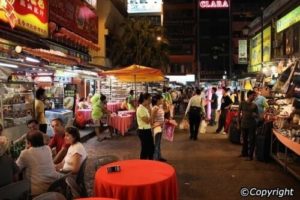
100 64 164 135
264 60 300 180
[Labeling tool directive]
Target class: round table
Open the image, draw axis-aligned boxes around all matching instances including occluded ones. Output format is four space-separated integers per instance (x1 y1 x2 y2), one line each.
94 160 178 200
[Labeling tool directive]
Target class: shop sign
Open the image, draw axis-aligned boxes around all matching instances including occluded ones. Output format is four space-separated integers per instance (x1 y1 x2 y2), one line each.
250 26 271 71
0 0 48 37
128 0 162 14
238 40 247 64
277 5 300 33
199 0 229 9
49 0 98 43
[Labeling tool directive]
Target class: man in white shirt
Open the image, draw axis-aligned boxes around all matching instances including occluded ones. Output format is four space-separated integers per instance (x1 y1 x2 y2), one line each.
185 88 206 140
16 131 63 196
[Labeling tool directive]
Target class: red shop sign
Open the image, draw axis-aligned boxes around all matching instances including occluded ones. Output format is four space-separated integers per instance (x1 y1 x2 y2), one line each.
199 0 229 9
0 0 48 37
49 0 98 43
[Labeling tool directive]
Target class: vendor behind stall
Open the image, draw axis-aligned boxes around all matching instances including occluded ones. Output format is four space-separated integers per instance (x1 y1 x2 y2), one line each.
128 90 135 110
35 88 47 134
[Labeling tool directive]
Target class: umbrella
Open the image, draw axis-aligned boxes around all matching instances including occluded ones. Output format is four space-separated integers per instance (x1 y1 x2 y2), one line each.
101 64 164 100
101 64 164 83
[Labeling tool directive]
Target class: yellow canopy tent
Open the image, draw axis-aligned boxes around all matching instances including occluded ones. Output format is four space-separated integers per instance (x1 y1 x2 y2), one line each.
100 64 164 82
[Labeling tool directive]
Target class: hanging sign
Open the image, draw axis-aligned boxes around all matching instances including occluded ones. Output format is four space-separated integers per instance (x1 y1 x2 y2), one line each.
238 40 247 64
199 0 229 9
0 0 48 37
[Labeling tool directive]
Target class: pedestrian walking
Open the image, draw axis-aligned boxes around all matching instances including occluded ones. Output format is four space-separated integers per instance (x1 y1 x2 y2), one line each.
216 87 233 134
185 88 205 140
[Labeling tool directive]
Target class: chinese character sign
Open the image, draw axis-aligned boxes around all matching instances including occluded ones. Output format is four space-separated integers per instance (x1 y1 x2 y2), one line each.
0 0 48 37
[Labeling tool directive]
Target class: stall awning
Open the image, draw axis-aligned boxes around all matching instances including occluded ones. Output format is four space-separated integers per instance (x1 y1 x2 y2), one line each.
100 64 164 82
22 47 81 66
49 22 100 51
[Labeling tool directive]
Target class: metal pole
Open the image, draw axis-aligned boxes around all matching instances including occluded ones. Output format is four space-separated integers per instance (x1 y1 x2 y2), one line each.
196 0 200 85
261 6 264 70
228 0 232 78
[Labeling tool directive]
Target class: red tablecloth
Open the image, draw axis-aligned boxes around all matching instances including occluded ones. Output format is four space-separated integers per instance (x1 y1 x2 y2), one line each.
108 114 133 136
107 102 121 113
77 109 92 121
94 160 178 200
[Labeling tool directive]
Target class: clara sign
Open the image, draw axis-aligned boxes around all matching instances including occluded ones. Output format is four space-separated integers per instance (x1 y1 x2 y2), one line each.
199 0 229 9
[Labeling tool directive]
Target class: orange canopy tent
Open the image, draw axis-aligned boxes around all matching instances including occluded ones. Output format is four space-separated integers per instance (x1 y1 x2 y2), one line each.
100 64 164 83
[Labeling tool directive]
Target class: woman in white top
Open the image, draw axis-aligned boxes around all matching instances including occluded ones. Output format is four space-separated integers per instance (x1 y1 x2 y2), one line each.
185 88 206 140
151 94 165 161
56 126 87 198
16 131 63 196
137 93 154 160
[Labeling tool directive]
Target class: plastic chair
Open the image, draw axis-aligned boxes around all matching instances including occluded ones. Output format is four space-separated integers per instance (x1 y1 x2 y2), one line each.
94 155 119 171
0 179 31 200
48 158 88 200
32 192 66 200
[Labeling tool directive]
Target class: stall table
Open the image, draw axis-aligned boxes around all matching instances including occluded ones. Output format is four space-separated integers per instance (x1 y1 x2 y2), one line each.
94 160 178 200
271 129 300 180
107 102 121 113
76 109 92 126
45 109 73 136
107 114 133 136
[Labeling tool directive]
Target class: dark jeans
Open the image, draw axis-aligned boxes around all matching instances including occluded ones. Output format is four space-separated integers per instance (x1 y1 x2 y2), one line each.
138 129 154 160
241 127 256 158
154 132 162 160
39 124 47 134
188 108 201 140
216 109 228 132
210 108 217 125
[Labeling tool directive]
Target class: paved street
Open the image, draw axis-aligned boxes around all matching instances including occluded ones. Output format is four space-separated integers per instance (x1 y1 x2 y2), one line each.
83 125 300 200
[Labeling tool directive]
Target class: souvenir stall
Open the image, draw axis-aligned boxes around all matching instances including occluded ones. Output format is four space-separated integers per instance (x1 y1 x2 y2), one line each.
100 65 164 135
265 59 300 180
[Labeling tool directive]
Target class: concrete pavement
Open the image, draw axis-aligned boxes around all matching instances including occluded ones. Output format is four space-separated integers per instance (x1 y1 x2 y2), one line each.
83 124 300 200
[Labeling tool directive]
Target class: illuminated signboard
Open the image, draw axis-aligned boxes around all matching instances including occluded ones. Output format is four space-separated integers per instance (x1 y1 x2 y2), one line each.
238 40 247 64
0 0 48 37
199 0 229 9
128 0 162 14
249 26 271 72
277 5 300 33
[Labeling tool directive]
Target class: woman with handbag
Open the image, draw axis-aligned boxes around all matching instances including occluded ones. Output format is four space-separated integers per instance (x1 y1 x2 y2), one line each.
185 88 205 140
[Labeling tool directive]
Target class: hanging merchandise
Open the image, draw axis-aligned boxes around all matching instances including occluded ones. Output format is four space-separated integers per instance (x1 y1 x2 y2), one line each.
273 62 296 93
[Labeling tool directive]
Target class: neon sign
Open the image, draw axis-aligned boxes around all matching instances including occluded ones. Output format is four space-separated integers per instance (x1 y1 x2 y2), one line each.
199 0 229 9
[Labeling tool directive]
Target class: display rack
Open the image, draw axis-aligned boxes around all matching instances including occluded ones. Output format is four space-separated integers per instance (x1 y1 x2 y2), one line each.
100 76 146 102
0 82 35 129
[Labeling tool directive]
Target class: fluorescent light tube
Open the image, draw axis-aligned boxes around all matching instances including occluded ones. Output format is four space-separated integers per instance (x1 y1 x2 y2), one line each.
0 62 18 68
25 57 40 63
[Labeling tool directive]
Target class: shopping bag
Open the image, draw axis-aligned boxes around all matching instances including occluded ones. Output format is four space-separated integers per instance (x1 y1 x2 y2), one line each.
179 119 189 130
163 123 175 142
199 120 207 134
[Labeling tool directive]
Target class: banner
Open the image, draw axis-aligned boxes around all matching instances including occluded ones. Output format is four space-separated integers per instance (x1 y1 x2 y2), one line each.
49 0 98 43
0 0 48 37
249 26 271 72
277 5 300 33
238 40 247 64
128 0 162 14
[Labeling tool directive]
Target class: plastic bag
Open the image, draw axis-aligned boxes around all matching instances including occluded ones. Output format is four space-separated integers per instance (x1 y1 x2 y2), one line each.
199 120 207 134
163 123 175 142
179 119 189 130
